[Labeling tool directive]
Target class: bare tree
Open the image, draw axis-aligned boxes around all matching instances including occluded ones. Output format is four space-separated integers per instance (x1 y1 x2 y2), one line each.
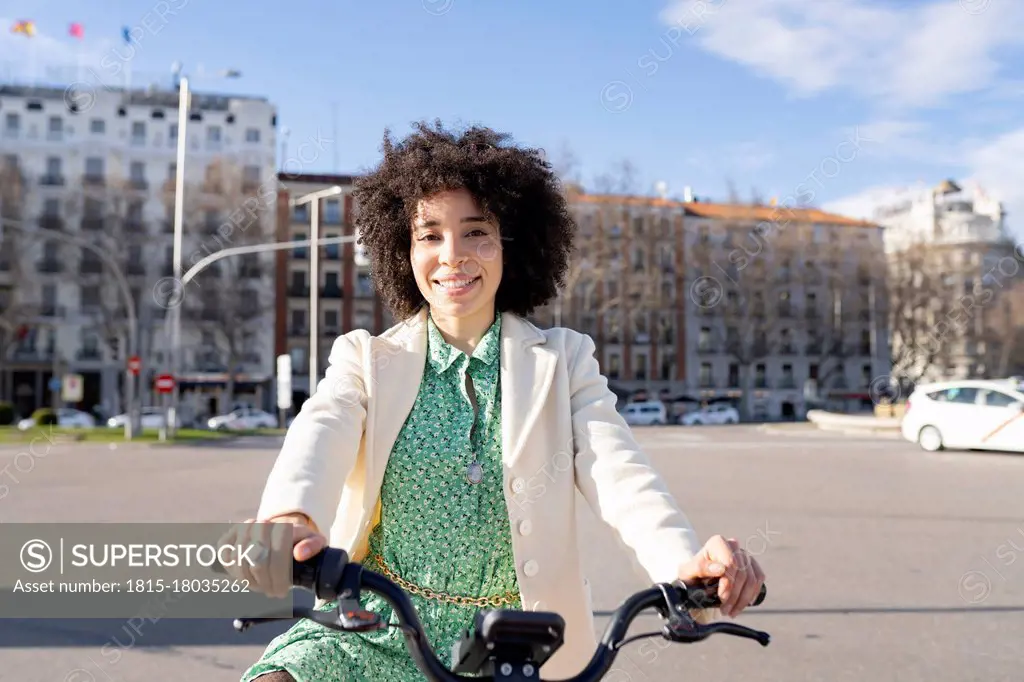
177 159 275 409
0 160 39 389
885 240 980 385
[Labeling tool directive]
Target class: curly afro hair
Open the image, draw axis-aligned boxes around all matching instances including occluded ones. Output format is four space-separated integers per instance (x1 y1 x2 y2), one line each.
353 120 576 320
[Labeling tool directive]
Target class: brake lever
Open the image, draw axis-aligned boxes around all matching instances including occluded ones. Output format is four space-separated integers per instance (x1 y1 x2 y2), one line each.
656 583 771 647
335 564 386 632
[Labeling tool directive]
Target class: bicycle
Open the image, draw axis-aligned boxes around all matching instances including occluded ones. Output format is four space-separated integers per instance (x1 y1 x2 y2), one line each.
229 546 770 681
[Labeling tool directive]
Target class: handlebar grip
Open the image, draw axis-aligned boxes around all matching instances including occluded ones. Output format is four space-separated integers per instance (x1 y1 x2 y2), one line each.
292 547 349 601
684 581 767 610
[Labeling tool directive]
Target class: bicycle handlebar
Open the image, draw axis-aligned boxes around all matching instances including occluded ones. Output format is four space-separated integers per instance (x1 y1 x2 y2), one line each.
230 547 770 682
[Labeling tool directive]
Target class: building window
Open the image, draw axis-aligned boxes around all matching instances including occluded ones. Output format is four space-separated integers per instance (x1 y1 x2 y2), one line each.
324 199 341 224
4 113 19 134
90 119 105 134
293 232 307 259
85 157 104 178
324 310 338 330
207 126 222 143
48 116 63 139
698 327 712 352
728 363 739 387
245 128 260 142
782 363 794 388
635 353 647 380
862 364 872 388
809 363 819 380
755 363 767 388
700 362 714 388
131 121 146 144
608 353 620 379
290 309 306 333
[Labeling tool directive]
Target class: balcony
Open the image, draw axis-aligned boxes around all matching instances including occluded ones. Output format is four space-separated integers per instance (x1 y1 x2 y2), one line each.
321 285 343 299
81 217 104 231
128 178 148 191
288 285 310 298
39 304 65 318
83 174 106 188
289 326 308 337
39 174 65 187
126 263 146 276
778 377 797 389
76 348 102 361
39 215 63 231
699 378 716 388
37 259 63 273
79 260 104 275
124 219 145 234
697 344 717 354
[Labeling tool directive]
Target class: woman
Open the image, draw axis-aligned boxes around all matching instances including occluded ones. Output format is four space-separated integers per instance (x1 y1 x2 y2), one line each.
237 121 765 682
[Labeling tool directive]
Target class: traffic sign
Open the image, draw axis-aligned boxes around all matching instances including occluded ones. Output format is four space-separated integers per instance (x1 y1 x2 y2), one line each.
155 374 176 394
61 374 84 402
128 355 141 375
276 354 292 410
48 376 61 392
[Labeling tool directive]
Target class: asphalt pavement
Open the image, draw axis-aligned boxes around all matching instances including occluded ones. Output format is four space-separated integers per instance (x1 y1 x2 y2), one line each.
1 425 1021 681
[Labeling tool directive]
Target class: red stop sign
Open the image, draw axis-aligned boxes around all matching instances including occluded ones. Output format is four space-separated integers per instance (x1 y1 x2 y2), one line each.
155 374 175 393
128 355 141 375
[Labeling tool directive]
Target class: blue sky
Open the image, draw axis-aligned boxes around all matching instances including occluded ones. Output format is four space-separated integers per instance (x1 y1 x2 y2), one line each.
3 0 1024 237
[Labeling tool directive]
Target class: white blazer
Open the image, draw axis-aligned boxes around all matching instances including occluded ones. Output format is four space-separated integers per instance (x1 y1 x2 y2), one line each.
256 307 705 677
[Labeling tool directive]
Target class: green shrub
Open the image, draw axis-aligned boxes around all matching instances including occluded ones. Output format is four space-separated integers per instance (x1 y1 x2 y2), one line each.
0 402 14 425
29 408 57 426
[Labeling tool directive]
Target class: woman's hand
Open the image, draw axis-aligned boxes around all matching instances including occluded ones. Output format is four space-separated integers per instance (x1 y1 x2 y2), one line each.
676 534 765 618
220 514 327 598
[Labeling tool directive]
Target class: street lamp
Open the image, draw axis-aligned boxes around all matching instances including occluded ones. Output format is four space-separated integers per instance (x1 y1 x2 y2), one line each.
167 66 240 438
289 186 343 394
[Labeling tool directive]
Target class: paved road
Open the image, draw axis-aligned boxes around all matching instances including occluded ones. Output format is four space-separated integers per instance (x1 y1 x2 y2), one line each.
1 426 1022 681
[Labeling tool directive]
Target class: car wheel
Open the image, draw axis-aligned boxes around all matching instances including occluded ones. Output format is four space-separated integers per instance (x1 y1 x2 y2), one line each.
918 425 944 452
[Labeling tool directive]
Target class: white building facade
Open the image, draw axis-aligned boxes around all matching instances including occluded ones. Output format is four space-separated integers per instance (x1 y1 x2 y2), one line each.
0 82 278 423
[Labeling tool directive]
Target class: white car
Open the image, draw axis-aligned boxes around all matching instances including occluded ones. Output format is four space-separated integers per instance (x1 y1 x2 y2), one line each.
620 401 668 426
679 404 740 426
107 407 181 429
207 407 279 431
17 408 96 431
900 379 1024 453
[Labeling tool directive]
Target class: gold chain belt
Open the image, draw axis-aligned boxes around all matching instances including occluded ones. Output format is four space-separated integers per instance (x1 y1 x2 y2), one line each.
370 552 519 608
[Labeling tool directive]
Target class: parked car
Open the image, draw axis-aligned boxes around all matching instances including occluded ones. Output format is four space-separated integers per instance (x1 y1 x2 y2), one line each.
207 406 279 431
17 407 96 431
620 401 668 426
679 404 740 426
107 407 181 430
900 379 1024 453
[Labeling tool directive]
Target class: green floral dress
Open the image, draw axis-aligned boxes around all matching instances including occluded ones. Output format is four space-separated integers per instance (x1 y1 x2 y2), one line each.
241 313 521 682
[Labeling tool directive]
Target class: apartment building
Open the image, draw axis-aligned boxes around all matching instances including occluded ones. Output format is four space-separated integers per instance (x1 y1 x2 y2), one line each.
531 193 892 420
873 179 1019 383
0 82 278 422
274 173 395 409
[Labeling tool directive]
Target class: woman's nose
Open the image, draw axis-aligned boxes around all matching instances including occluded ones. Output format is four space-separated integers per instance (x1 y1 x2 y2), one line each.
440 237 468 266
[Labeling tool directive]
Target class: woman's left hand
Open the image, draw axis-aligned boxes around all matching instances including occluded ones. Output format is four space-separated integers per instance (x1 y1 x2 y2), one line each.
676 534 765 618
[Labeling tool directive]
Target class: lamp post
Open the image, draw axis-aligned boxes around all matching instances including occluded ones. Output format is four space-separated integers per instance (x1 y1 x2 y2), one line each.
289 186 343 395
167 66 241 438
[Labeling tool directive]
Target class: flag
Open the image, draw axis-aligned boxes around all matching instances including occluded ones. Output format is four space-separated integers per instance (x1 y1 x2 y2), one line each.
69 22 84 39
122 25 132 44
10 20 36 37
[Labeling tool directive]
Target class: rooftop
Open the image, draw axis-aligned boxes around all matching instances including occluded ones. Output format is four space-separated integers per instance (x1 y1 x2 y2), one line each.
573 193 879 228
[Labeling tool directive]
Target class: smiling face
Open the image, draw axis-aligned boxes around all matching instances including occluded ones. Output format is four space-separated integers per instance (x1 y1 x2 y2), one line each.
410 188 504 327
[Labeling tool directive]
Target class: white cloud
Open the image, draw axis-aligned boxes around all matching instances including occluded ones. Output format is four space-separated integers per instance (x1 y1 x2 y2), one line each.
659 0 1024 109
